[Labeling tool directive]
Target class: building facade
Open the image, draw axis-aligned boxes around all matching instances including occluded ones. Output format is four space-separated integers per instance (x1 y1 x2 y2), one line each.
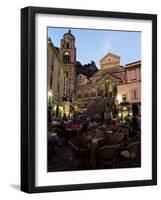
47 38 69 118
75 53 127 112
117 61 141 118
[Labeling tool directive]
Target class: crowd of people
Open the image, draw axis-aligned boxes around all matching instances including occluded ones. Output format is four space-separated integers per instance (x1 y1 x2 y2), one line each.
48 111 141 147
48 110 141 170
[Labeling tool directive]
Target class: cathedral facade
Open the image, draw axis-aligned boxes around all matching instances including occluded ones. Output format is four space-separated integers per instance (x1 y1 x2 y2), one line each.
75 53 127 112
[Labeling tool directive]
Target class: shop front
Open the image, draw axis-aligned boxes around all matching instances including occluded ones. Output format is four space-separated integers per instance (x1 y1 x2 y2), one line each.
117 102 132 120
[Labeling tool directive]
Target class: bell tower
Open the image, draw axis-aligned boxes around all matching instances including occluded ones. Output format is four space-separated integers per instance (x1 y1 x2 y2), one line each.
59 30 77 100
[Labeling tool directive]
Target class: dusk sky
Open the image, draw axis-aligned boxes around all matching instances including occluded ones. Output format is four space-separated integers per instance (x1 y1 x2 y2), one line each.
48 27 141 68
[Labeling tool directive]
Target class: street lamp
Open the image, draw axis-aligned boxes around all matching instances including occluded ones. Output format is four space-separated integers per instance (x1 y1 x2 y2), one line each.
48 90 52 97
116 94 121 104
48 90 52 104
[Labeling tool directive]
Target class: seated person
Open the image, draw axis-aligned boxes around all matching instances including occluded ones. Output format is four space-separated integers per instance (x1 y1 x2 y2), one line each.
110 121 121 131
88 120 96 129
80 124 94 142
70 120 79 129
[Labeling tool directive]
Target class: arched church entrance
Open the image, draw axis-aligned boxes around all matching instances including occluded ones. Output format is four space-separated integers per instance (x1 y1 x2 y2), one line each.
105 79 117 97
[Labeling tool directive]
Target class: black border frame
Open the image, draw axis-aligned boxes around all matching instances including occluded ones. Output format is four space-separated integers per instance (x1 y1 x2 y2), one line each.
21 6 157 193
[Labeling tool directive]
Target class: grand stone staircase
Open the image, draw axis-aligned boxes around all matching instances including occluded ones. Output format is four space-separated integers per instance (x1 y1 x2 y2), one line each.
84 97 115 118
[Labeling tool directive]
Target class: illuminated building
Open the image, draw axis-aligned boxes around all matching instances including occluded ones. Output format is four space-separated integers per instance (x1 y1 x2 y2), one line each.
117 61 141 118
48 38 69 117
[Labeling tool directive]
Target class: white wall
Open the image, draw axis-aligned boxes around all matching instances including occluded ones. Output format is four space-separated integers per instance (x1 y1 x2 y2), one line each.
0 0 160 199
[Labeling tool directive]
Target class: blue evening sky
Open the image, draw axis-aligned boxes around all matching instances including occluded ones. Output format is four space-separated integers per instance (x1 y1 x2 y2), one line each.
48 27 141 68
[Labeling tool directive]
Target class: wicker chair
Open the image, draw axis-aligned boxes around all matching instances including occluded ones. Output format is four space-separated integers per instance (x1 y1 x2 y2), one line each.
68 136 89 169
96 146 118 168
121 141 141 160
120 141 141 168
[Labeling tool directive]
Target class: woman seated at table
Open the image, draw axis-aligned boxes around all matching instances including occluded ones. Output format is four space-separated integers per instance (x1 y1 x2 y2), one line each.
81 123 106 145
70 120 79 129
80 124 95 143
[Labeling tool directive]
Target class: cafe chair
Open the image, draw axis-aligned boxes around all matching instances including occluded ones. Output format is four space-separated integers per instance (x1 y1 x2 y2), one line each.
121 128 129 136
96 138 114 149
96 146 118 168
121 141 141 160
112 132 124 144
68 136 89 169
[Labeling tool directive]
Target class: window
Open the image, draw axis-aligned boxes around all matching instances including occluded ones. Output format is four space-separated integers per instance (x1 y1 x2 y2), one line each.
91 92 96 97
51 56 54 69
91 89 97 97
66 42 69 48
49 75 53 89
51 65 54 71
130 70 136 80
84 92 89 98
63 52 70 63
122 94 126 102
57 82 60 93
98 87 104 96
77 93 82 99
66 71 69 77
131 89 137 99
64 76 66 87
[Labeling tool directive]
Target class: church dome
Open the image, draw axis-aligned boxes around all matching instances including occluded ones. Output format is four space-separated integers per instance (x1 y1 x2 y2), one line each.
63 30 75 40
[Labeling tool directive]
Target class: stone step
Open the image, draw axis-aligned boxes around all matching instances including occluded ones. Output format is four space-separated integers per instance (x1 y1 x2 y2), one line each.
85 97 115 117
